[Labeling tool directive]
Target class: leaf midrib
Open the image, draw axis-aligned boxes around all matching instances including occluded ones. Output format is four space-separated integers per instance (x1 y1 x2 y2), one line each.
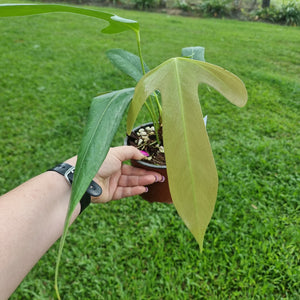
73 91 120 200
173 59 198 216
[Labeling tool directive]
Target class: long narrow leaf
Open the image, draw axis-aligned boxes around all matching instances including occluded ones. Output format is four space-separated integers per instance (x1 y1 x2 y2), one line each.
55 88 134 298
0 4 139 34
72 88 134 215
127 57 247 250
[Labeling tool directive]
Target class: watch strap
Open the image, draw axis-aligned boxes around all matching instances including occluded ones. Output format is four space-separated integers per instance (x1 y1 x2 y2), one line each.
48 163 102 214
79 192 91 214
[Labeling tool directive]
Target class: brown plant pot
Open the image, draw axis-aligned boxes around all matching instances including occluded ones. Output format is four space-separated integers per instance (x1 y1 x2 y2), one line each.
125 123 172 204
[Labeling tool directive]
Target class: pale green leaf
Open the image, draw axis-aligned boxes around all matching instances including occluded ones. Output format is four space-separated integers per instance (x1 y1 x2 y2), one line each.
127 57 247 250
0 4 139 34
106 49 149 82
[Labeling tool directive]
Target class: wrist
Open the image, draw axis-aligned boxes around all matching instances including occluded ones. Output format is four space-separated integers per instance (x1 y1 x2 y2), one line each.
64 156 77 167
44 171 81 220
48 161 102 214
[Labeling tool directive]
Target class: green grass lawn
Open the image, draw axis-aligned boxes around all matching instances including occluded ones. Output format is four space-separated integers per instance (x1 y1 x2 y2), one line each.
0 1 299 299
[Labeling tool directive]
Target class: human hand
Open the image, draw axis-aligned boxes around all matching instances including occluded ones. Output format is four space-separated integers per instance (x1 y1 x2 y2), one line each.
91 146 164 203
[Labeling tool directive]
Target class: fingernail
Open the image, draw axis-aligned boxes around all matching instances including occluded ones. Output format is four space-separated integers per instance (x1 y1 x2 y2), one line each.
144 187 149 193
140 150 150 157
140 150 149 157
154 175 159 182
160 176 165 183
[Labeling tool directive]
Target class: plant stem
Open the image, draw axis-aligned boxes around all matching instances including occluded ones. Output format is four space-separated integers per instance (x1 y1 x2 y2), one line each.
136 31 146 76
54 216 72 300
135 31 162 144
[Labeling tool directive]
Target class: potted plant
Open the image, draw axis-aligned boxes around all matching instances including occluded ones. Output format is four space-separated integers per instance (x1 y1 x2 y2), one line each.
0 3 247 298
87 46 247 250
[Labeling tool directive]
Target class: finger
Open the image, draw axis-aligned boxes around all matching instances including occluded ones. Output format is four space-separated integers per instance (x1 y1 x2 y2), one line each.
118 174 158 187
112 146 145 162
121 164 164 181
113 186 148 200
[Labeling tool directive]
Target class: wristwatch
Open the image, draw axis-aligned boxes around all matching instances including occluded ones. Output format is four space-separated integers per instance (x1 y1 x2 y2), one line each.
48 163 102 214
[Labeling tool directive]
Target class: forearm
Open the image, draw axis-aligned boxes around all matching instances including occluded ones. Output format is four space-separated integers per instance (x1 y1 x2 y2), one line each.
0 147 162 299
0 167 80 299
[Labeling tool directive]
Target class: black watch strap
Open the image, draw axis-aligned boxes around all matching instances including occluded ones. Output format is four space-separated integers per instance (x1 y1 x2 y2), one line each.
48 163 102 214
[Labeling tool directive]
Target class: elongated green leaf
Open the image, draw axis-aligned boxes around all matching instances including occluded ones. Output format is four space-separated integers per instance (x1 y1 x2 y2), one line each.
106 48 150 82
72 87 134 215
127 57 247 250
0 4 139 34
182 46 205 61
55 88 134 298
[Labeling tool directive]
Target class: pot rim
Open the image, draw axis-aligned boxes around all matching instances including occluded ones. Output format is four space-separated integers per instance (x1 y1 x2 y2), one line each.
124 122 167 169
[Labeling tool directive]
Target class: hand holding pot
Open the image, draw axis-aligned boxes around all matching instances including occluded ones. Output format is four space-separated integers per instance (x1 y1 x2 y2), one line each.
90 146 164 203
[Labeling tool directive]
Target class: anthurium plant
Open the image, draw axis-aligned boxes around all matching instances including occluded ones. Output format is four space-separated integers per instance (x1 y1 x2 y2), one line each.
0 3 247 298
